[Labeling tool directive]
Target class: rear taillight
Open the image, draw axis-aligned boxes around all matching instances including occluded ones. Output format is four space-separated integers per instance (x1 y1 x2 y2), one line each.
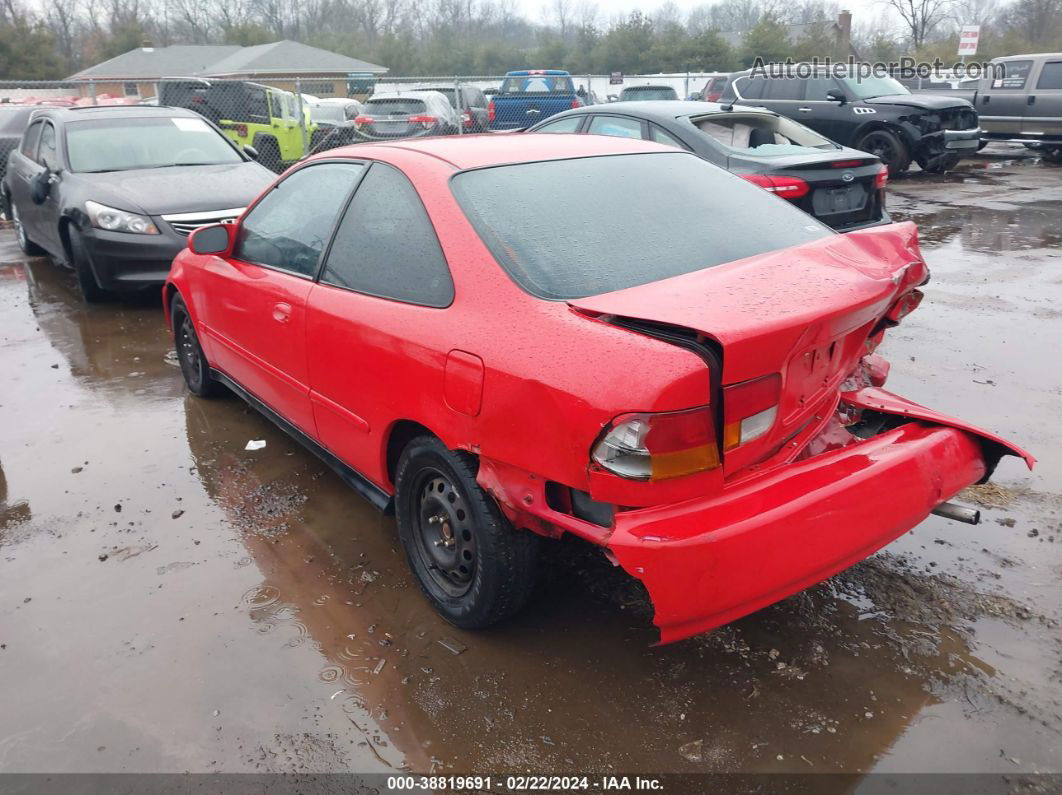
354 115 372 126
408 114 437 125
571 98 583 108
592 407 719 481
741 174 810 199
706 92 722 101
830 159 865 168
488 100 495 122
722 374 781 451
874 163 889 190
462 110 473 127
886 289 923 324
235 123 248 137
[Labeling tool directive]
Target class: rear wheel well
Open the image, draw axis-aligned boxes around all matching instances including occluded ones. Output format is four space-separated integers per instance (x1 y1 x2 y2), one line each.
163 283 179 325
385 420 435 487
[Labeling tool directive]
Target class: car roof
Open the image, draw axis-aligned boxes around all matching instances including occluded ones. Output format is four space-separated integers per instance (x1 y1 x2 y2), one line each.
321 133 673 170
554 100 776 121
506 69 570 76
27 105 205 122
622 85 677 90
368 91 444 101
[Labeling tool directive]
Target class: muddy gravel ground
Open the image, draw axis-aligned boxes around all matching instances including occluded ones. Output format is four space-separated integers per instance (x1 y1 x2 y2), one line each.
1 143 1061 786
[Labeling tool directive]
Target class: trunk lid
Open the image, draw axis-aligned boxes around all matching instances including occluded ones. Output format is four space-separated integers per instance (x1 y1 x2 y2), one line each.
569 222 927 474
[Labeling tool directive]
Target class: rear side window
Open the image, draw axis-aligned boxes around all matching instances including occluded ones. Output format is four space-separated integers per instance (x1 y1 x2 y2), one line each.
451 152 830 300
21 120 43 158
736 76 766 99
236 162 364 277
764 78 802 100
991 60 1033 89
649 125 685 148
588 116 642 138
320 163 454 307
1036 61 1062 90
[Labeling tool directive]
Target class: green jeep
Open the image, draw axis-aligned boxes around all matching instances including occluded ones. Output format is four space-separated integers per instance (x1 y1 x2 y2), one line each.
158 78 316 172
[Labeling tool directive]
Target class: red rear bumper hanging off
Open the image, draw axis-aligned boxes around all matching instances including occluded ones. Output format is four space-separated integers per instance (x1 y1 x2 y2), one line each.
605 387 1034 645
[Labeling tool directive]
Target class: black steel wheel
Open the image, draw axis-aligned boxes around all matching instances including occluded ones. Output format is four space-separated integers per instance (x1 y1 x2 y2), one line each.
11 201 45 257
171 293 220 397
395 435 539 629
856 129 911 176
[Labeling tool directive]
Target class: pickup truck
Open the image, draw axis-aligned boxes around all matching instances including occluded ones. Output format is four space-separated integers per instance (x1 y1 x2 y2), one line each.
488 70 583 130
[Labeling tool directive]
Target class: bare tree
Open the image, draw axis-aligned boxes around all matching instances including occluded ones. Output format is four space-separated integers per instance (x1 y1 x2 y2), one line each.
880 0 954 48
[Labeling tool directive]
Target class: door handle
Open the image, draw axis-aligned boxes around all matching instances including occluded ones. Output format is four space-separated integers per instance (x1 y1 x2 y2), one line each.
1027 95 1036 105
798 106 812 112
272 302 292 323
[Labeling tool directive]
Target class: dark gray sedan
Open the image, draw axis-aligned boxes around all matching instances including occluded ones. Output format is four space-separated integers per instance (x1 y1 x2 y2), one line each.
526 100 890 233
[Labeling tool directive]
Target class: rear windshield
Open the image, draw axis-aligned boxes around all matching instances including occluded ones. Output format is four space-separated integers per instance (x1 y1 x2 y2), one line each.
500 75 575 94
418 88 457 106
451 152 831 300
693 113 837 156
366 98 426 114
311 104 348 122
620 87 678 101
66 116 242 173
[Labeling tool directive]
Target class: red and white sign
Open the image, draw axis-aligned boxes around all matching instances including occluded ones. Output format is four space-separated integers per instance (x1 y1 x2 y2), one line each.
958 25 980 57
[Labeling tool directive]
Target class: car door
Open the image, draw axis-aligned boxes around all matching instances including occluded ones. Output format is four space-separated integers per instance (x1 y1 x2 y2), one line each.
796 75 852 142
305 162 455 484
7 119 44 234
980 58 1035 136
197 160 366 436
1023 58 1062 139
32 120 63 254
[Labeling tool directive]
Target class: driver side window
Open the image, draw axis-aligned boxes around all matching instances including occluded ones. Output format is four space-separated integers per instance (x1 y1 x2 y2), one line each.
234 162 365 277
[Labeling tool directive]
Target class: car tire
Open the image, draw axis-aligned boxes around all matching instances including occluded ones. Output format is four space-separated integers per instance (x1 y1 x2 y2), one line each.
922 153 961 174
67 228 109 303
11 201 45 257
856 129 911 176
395 435 539 629
254 136 283 173
1043 146 1062 164
171 293 221 397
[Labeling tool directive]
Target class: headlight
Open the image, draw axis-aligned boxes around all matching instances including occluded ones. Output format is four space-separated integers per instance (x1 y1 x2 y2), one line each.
85 201 159 235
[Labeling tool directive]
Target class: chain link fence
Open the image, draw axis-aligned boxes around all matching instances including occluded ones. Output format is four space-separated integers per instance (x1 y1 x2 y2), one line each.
0 73 729 177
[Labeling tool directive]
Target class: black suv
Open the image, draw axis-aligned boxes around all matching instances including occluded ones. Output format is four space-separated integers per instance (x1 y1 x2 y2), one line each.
721 68 981 175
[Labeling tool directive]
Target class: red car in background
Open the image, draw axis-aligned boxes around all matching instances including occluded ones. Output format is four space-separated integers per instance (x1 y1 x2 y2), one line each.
165 134 1032 644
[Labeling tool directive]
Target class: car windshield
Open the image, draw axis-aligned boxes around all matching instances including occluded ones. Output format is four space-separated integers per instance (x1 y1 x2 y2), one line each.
451 152 831 300
620 87 678 101
693 113 837 156
500 75 574 93
367 98 427 115
839 75 909 99
66 116 242 172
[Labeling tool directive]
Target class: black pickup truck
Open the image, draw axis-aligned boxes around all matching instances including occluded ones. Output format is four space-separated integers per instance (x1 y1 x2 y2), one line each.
720 68 981 175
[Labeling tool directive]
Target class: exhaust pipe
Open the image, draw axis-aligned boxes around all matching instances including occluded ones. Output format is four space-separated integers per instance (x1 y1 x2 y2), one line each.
931 501 981 525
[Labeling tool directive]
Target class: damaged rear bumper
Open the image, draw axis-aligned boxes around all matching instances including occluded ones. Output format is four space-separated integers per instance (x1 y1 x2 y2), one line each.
606 390 1033 645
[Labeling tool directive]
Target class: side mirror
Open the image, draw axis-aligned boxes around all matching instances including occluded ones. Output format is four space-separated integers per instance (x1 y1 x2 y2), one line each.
243 145 259 160
188 223 233 255
30 170 54 204
826 89 847 105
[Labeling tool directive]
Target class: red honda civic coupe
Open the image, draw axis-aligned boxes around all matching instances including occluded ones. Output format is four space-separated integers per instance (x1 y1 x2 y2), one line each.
164 134 1032 644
